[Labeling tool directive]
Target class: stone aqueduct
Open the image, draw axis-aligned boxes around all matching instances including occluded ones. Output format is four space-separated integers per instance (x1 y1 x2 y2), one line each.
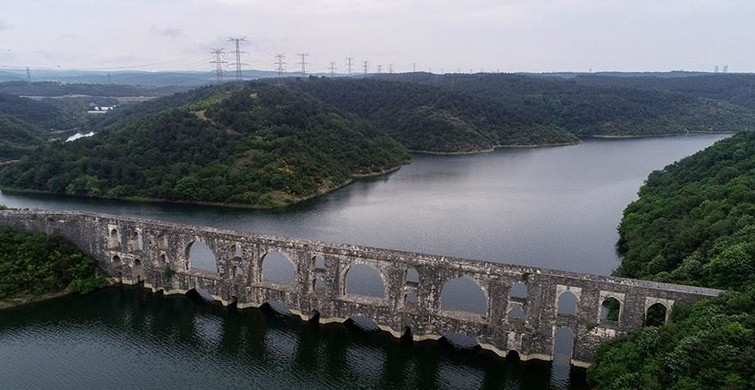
0 210 721 366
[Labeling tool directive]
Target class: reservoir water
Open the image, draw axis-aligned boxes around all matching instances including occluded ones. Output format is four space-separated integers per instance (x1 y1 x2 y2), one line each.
0 135 728 389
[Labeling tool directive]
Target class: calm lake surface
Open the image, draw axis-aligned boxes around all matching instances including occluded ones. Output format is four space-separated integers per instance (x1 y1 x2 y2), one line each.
0 135 728 389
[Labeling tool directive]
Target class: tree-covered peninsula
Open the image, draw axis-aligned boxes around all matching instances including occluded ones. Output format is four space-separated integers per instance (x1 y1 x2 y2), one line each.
0 83 410 207
588 132 755 389
0 222 107 308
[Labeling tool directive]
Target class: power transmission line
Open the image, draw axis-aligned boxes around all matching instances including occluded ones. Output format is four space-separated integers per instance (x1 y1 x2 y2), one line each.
227 36 247 80
363 61 368 74
297 53 309 77
328 61 336 77
210 48 227 83
389 64 393 74
346 57 353 75
377 64 382 74
274 54 286 83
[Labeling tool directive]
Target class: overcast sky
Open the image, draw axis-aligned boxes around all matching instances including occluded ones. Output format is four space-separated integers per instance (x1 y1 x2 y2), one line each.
1 0 753 73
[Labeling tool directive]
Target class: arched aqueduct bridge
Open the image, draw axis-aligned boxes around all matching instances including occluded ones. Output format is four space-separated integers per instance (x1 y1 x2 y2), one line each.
0 210 721 367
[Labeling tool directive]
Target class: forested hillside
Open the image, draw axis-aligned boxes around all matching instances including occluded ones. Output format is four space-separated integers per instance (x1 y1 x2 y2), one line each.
575 74 755 109
286 78 578 152
377 73 755 137
0 83 410 207
588 132 755 389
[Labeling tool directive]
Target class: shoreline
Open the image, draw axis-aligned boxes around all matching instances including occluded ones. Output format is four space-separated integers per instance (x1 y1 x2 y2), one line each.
410 140 581 155
0 163 407 211
590 131 736 140
0 290 72 311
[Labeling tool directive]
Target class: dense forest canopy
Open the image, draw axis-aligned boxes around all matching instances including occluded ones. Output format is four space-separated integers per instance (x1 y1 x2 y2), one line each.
0 225 107 303
588 132 755 389
376 73 755 137
0 83 410 207
574 74 755 109
284 77 577 152
2 75 755 205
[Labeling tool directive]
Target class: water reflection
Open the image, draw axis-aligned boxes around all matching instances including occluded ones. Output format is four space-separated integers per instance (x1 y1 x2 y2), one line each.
0 286 587 389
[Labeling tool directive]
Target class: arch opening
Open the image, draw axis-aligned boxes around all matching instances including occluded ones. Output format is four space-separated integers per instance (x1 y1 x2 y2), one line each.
108 228 119 248
262 251 296 284
506 350 520 361
508 306 525 321
232 265 242 279
510 282 528 299
112 255 121 264
345 264 385 298
159 253 167 265
129 231 143 251
188 241 218 273
132 258 144 283
440 277 487 317
557 291 578 316
645 303 667 327
157 235 169 250
601 297 621 322
404 291 418 305
313 255 326 270
312 277 326 292
405 268 419 284
232 244 243 258
186 287 214 303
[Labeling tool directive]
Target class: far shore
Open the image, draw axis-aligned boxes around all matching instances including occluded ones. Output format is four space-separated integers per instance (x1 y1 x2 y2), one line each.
410 140 581 155
590 131 736 140
0 164 406 211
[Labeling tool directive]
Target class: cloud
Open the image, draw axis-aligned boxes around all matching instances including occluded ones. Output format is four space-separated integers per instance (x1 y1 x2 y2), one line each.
0 20 12 31
150 26 184 38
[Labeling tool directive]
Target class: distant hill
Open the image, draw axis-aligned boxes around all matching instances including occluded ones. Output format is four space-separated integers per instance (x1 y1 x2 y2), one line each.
375 73 755 137
573 73 755 109
0 83 410 207
0 81 190 98
284 77 578 153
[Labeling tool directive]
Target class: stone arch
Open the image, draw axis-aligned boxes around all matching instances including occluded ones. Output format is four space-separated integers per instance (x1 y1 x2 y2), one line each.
600 297 622 322
405 267 419 284
230 243 243 258
508 306 525 321
506 350 520 361
440 277 488 317
313 255 326 270
261 250 296 284
129 230 143 252
231 265 243 279
187 240 218 273
157 234 169 250
132 258 144 283
108 227 119 249
112 255 121 264
510 281 528 299
312 277 326 292
159 253 167 265
645 302 668 327
343 264 386 298
556 290 578 316
404 291 418 305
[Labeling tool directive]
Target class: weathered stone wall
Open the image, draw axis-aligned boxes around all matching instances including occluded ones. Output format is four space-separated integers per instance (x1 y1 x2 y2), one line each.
0 210 721 366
